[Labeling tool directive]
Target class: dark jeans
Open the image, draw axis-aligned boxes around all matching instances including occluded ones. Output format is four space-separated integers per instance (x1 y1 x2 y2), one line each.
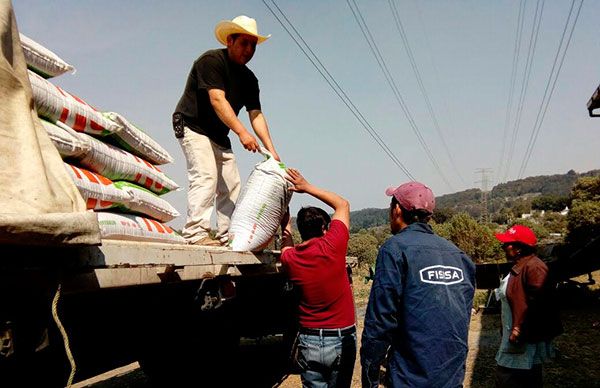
495 364 543 388
296 330 357 388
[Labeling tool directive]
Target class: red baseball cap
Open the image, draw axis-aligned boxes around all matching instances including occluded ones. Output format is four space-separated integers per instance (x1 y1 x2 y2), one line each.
385 181 435 213
495 225 537 247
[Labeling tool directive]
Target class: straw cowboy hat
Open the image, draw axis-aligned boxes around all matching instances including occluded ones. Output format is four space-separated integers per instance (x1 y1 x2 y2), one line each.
214 15 271 46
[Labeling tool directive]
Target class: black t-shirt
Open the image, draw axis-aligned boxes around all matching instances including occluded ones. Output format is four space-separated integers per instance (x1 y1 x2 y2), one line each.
174 48 261 149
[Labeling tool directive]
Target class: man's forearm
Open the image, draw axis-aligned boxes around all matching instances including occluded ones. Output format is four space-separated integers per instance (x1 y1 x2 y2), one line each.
209 90 251 136
249 110 276 153
303 183 348 214
280 224 294 249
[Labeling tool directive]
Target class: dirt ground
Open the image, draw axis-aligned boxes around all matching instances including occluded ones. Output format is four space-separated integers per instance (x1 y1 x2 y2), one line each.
75 269 600 387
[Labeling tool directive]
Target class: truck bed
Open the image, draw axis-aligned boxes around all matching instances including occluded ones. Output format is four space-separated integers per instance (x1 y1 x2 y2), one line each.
70 240 282 290
0 240 281 292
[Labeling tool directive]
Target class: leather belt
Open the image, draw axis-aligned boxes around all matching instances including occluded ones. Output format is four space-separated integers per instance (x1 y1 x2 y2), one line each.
299 325 356 337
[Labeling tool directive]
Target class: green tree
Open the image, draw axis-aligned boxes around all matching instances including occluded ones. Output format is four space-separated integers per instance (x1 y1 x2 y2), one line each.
509 199 533 218
509 218 550 240
348 232 379 268
432 207 456 224
433 212 503 263
566 177 600 248
366 225 392 246
570 176 600 202
541 212 567 235
492 206 514 225
532 195 570 211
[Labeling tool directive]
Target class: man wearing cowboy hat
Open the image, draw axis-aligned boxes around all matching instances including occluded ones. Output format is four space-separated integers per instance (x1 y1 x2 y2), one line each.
173 15 280 246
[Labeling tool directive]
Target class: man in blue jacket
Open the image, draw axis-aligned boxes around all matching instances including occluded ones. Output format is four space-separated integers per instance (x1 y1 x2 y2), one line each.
361 182 475 387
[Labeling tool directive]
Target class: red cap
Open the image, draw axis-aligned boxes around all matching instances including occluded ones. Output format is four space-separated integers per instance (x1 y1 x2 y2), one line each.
385 181 435 213
495 225 537 247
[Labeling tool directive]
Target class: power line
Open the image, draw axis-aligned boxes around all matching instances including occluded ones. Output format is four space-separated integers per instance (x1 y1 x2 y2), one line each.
345 0 453 190
411 0 467 188
387 0 466 187
496 0 527 186
262 0 415 180
517 0 584 178
502 0 545 182
344 0 447 188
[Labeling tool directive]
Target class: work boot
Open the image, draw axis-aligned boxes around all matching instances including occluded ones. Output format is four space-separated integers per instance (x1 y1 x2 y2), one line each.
192 236 222 247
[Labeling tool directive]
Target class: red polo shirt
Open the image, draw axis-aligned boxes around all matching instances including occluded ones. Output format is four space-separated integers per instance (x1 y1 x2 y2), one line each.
280 220 355 329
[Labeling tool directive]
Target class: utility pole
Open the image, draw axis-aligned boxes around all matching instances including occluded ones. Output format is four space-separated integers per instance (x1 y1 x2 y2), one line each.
475 168 493 224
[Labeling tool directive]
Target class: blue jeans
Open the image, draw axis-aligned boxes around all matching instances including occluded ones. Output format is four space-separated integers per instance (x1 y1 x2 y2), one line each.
296 330 357 388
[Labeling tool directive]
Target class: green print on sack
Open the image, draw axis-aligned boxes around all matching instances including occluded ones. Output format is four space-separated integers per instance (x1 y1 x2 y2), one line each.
256 203 267 220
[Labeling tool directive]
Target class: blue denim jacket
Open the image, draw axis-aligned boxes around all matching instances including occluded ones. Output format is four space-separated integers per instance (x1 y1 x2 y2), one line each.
361 223 475 388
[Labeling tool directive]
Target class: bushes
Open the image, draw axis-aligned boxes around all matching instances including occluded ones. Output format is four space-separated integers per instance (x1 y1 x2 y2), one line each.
433 213 503 264
348 231 379 268
509 218 550 240
349 212 504 267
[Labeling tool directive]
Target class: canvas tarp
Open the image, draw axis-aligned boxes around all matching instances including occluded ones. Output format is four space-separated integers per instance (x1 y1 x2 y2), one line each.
0 1 100 246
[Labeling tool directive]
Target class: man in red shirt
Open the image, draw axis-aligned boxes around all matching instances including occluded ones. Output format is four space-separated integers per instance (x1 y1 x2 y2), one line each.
280 168 356 388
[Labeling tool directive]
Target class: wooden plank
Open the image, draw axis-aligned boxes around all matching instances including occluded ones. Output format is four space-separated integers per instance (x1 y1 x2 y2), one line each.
61 265 227 291
61 262 283 291
71 362 141 388
77 240 279 267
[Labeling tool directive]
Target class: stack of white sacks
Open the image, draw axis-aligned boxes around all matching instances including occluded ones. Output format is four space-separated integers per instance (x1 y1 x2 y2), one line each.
21 33 185 244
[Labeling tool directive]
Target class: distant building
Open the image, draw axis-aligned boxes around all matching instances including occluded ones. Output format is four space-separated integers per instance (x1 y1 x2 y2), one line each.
520 209 568 221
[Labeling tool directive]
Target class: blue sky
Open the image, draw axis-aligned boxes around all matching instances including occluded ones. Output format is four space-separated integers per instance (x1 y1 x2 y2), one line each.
14 1 600 229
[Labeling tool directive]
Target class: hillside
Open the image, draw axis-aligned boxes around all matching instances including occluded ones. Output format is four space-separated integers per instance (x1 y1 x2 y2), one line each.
349 208 388 232
350 169 600 230
492 169 600 198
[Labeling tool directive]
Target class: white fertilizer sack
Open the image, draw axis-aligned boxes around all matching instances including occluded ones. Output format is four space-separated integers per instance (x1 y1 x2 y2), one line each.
41 119 91 158
97 212 185 244
66 163 132 210
104 112 174 165
113 181 180 223
228 150 292 251
66 164 179 222
77 132 179 195
28 70 121 137
20 33 75 78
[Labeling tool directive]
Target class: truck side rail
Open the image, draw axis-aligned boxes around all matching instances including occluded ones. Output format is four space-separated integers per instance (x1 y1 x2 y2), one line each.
0 240 281 292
